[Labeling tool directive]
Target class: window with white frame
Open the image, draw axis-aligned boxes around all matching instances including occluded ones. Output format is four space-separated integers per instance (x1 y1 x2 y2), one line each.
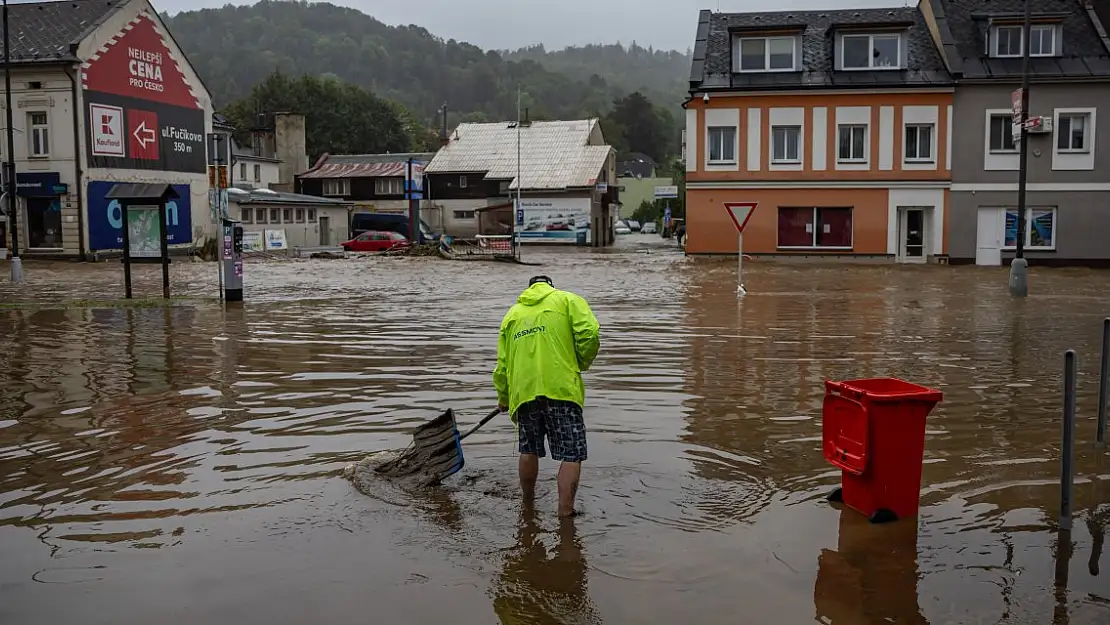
842 33 900 69
307 208 317 222
322 178 350 196
295 208 305 223
375 177 404 195
988 115 1018 152
240 163 247 180
707 126 737 163
28 112 49 157
255 208 267 224
1056 113 1091 152
837 124 867 162
771 125 801 163
454 210 475 220
1004 207 1056 250
992 24 1058 58
241 207 253 224
459 176 468 188
737 36 796 71
253 164 261 182
904 124 934 162
269 208 281 223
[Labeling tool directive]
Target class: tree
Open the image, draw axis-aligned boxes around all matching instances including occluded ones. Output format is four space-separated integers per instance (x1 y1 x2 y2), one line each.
603 92 677 163
222 71 410 160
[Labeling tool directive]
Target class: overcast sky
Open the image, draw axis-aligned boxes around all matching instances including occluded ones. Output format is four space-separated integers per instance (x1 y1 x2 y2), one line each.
147 0 910 52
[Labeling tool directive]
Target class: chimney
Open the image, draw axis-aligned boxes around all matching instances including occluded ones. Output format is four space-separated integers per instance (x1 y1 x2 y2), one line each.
440 103 449 146
272 112 308 186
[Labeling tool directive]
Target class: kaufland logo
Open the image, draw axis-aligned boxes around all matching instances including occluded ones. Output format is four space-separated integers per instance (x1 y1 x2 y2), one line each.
90 103 125 157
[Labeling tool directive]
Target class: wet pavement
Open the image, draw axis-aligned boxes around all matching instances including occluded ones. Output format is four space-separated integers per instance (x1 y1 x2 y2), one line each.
1 235 1109 624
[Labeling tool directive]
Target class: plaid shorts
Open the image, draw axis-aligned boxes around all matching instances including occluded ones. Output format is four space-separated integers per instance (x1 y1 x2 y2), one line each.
516 398 587 462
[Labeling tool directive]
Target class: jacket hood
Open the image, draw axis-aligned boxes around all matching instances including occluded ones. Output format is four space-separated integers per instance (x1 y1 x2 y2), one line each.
518 282 556 305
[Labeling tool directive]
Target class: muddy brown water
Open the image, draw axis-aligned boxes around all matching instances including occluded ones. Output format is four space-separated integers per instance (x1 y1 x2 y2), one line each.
1 236 1109 624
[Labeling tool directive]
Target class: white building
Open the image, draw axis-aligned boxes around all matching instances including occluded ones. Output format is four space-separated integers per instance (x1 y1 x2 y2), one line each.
227 188 351 252
1 0 214 259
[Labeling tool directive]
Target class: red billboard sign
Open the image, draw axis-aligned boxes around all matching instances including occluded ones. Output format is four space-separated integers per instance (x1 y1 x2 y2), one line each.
82 12 206 173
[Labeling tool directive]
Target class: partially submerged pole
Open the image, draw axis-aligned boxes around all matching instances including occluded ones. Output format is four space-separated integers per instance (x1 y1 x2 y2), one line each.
1061 349 1077 531
1097 317 1109 448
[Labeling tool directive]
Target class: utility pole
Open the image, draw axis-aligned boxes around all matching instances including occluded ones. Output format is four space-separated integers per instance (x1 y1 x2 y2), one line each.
1008 0 1032 297
3 0 23 282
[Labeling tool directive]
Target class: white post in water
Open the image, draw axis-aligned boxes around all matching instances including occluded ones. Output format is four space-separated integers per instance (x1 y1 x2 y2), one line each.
724 202 757 296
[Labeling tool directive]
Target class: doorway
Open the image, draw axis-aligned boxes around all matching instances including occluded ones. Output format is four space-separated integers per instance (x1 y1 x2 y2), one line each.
27 197 62 249
975 207 1003 266
898 208 927 263
319 215 330 246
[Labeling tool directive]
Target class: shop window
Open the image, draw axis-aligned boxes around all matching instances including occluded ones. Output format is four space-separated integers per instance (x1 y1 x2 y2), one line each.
1004 207 1056 250
777 207 853 249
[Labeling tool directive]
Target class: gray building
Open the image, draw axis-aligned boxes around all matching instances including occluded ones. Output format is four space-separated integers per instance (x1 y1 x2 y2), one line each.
922 0 1110 266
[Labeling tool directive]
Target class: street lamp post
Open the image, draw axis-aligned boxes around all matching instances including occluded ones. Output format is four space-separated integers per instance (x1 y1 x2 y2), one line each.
2 0 22 282
1008 0 1032 297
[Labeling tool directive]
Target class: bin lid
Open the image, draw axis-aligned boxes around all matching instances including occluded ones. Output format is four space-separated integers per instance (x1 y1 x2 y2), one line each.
822 392 868 475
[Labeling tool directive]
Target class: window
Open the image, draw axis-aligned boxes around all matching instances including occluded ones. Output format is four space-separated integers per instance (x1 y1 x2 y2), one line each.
29 112 49 157
993 25 1022 57
1004 207 1056 250
1056 113 1090 152
707 126 737 163
459 176 468 188
737 36 795 71
904 124 934 162
842 34 900 69
269 208 281 223
307 208 317 222
240 163 247 180
777 207 854 248
254 164 261 182
241 207 252 224
322 179 350 196
255 208 267 224
375 178 404 195
989 115 1018 152
837 124 867 162
771 125 801 163
453 210 476 220
282 208 292 223
993 24 1057 58
295 208 305 223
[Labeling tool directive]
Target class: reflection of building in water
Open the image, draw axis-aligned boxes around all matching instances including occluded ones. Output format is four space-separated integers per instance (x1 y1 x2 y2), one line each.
814 511 925 624
489 514 601 625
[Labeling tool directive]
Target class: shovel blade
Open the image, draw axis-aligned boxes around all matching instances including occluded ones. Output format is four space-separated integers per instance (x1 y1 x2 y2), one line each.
375 409 466 484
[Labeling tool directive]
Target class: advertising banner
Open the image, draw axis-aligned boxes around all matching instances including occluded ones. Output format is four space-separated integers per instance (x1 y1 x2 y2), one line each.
264 229 288 250
82 12 206 173
242 231 263 252
87 180 192 251
517 198 591 243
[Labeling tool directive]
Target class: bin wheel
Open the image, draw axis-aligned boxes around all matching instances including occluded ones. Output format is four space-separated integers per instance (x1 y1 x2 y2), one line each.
826 487 843 503
868 508 898 524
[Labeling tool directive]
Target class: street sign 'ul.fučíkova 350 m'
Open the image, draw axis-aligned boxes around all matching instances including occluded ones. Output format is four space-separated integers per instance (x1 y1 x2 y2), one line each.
724 202 757 296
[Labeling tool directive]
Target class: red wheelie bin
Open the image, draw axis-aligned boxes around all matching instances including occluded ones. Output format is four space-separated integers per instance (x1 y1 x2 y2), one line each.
822 378 943 523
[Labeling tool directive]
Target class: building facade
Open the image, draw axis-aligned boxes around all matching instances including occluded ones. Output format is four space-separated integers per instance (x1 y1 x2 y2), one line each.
227 188 351 251
1 0 214 260
684 7 955 262
921 0 1110 266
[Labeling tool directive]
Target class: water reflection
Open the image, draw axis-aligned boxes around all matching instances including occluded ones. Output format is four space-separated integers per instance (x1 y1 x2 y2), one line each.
489 510 600 625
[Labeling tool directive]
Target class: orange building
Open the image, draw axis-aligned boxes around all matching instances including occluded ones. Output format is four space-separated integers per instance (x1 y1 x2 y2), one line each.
684 6 954 262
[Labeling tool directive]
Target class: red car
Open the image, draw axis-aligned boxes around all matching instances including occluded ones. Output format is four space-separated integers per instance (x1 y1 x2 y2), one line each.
342 230 410 252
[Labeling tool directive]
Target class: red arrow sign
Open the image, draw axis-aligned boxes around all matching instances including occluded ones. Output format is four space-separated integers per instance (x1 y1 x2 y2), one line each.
127 108 160 160
724 202 757 233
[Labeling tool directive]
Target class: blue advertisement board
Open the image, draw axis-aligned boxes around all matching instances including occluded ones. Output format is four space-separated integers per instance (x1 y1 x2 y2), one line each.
87 180 192 251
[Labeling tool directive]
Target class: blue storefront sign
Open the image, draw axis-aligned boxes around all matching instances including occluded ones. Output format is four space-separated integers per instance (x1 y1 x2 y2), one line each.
86 180 192 251
16 172 68 197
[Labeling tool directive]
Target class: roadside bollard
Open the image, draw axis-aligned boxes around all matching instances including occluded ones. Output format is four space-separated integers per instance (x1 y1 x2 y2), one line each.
823 377 944 524
1061 350 1077 531
1097 317 1109 448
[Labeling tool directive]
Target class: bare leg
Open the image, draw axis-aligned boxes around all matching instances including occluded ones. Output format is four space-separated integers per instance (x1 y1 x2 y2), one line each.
557 461 581 517
518 453 539 501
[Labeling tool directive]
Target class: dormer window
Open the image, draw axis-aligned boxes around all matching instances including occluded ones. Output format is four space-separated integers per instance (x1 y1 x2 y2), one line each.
735 36 797 72
841 33 901 70
991 24 1058 58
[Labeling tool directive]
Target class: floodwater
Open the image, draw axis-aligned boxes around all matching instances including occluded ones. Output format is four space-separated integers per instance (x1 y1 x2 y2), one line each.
1 236 1109 624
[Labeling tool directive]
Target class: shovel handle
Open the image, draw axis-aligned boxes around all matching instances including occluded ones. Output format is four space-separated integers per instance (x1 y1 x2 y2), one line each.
459 407 503 441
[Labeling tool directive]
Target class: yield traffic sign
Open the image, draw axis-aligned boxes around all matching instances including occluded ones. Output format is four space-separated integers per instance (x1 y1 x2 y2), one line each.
724 202 757 233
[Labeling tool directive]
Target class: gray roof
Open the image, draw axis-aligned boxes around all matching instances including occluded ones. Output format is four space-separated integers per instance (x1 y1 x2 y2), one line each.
425 120 612 191
691 6 953 92
322 152 436 165
227 188 351 206
0 0 123 63
926 0 1110 79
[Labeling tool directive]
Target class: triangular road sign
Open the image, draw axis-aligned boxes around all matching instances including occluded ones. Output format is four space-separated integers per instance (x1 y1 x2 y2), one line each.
724 202 757 233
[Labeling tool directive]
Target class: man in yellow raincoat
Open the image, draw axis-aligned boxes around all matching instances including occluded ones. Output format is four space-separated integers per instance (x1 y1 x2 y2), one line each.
494 275 600 517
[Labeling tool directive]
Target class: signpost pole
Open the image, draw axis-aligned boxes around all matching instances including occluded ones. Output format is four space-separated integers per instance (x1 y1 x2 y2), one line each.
159 200 171 299
1008 0 1032 298
723 202 757 297
737 232 744 294
121 203 133 299
3 0 23 283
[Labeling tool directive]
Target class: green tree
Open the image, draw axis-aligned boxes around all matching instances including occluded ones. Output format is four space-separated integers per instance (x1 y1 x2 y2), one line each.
602 92 678 163
222 71 410 160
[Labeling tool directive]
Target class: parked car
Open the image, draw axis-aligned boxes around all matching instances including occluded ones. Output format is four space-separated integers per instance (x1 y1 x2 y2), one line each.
626 220 642 232
641 222 658 234
351 212 436 241
342 230 410 252
615 222 632 235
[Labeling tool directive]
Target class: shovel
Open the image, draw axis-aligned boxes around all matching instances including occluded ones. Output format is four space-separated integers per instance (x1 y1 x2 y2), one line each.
374 407 502 485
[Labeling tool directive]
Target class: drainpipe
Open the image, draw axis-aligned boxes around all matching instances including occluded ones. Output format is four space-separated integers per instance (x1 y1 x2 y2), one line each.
64 54 86 261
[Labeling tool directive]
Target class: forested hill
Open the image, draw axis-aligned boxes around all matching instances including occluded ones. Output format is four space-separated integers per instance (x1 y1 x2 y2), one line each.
165 0 689 123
